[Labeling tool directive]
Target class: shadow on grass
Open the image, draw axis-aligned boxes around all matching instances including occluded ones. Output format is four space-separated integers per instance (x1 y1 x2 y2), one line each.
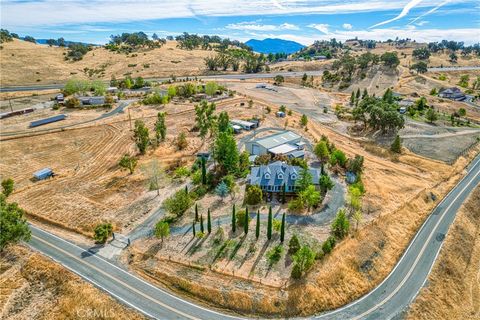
228 234 247 261
181 235 196 253
249 240 271 275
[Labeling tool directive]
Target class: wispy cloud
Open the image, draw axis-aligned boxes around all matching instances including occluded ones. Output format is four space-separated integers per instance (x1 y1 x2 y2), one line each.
408 0 451 25
308 23 330 34
226 22 299 31
369 0 424 28
0 0 449 28
239 27 479 46
342 23 353 30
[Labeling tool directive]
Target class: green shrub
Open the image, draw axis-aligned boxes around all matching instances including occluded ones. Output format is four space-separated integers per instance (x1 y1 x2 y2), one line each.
163 189 193 217
93 223 113 243
322 236 336 254
267 245 283 266
244 185 262 205
236 210 251 228
288 234 301 255
288 198 304 212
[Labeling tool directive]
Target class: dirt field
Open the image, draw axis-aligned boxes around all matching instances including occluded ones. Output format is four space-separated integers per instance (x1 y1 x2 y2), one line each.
407 186 480 320
0 95 276 236
0 39 215 86
0 92 59 113
0 245 145 319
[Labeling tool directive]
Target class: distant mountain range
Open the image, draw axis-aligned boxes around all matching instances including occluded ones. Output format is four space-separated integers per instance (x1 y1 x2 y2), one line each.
245 38 304 54
34 39 95 46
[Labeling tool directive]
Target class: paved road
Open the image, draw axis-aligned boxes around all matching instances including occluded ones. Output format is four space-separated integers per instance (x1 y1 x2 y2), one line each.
28 225 243 320
427 66 480 72
3 66 479 93
27 153 480 319
0 71 326 93
314 152 480 320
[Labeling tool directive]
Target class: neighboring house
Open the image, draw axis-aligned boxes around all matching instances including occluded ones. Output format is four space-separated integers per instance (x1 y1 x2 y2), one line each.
78 96 105 106
245 130 302 156
439 87 466 101
313 55 327 60
248 161 320 193
256 83 267 89
276 111 286 118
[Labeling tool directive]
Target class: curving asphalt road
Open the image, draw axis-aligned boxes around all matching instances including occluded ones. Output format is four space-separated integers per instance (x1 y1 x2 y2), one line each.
26 152 480 319
3 66 479 93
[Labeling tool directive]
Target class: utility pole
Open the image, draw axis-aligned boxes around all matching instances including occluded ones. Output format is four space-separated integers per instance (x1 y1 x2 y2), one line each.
9 99 13 112
128 108 132 131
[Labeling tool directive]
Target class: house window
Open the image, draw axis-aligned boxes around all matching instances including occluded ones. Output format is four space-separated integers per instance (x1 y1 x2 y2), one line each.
264 173 271 179
278 173 283 179
291 174 297 180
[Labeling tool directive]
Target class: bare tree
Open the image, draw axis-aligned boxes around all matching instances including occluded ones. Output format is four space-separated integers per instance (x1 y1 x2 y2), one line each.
142 159 165 196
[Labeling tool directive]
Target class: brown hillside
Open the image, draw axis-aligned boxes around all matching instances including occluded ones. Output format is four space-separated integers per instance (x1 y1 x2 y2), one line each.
0 39 213 86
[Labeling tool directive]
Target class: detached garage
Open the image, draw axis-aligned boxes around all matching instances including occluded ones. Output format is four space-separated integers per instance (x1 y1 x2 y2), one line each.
245 131 301 155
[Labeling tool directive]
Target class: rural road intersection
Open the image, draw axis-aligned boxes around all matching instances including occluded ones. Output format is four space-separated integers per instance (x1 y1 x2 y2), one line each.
27 153 480 319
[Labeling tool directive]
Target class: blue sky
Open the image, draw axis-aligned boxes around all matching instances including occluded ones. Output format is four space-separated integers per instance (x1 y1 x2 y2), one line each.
1 0 479 45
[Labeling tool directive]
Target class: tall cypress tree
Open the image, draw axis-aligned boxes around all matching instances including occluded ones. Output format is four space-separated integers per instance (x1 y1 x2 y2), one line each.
267 206 272 240
244 207 249 234
201 157 207 185
185 185 188 195
207 208 212 234
280 212 285 243
350 91 355 106
200 215 204 233
255 210 260 239
232 204 236 233
192 221 196 237
195 203 199 222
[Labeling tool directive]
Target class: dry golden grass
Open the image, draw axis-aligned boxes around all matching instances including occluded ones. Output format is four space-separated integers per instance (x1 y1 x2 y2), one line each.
125 97 479 316
0 96 263 236
0 39 214 86
0 245 145 319
407 186 480 320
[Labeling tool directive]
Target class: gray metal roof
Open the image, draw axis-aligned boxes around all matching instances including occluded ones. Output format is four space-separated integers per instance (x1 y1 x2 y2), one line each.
268 143 298 155
253 131 301 149
248 161 320 188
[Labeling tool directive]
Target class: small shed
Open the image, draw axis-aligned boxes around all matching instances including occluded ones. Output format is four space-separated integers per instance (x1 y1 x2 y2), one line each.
79 96 105 106
231 125 242 134
34 168 53 180
276 111 286 118
231 119 256 131
29 114 67 128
